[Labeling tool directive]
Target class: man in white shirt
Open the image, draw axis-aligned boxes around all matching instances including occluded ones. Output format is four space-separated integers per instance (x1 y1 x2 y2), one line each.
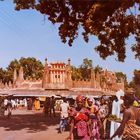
59 97 69 133
110 90 124 140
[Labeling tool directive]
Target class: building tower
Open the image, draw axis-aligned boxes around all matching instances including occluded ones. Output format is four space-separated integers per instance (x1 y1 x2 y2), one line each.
19 66 24 81
42 58 50 88
65 58 72 88
95 71 101 89
13 68 17 88
91 68 96 88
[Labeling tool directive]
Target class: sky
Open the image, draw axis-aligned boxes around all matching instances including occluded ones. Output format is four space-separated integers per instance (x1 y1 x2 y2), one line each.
0 1 139 82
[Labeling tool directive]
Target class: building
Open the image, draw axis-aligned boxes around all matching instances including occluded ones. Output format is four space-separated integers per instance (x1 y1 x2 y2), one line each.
0 58 124 96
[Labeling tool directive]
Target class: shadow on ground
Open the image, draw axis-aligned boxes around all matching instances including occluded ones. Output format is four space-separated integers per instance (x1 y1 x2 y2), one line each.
0 111 60 133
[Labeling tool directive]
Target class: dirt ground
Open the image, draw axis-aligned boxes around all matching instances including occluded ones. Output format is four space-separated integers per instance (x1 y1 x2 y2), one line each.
0 109 69 140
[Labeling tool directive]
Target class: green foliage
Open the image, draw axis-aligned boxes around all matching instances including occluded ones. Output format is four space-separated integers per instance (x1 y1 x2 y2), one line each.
130 70 140 97
71 66 82 80
79 58 93 79
71 58 94 80
133 70 140 97
133 70 140 85
6 59 20 83
19 57 44 79
0 68 13 84
115 72 127 82
94 65 103 74
3 0 139 61
115 72 129 90
1 57 44 83
80 58 93 69
0 68 6 83
0 68 13 83
135 86 140 98
129 81 135 88
7 59 20 71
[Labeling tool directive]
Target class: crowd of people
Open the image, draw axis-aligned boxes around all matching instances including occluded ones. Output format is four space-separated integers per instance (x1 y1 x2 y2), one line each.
0 92 140 140
63 95 111 140
52 92 140 140
0 97 42 118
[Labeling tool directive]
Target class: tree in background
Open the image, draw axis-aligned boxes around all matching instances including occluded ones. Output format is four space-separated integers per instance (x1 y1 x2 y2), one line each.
71 66 82 80
3 0 139 62
133 70 140 85
94 65 103 74
0 60 20 84
0 68 6 83
3 57 44 83
115 72 129 90
115 72 127 83
79 58 93 80
6 59 20 83
19 57 44 80
71 58 93 80
7 59 20 72
132 70 140 97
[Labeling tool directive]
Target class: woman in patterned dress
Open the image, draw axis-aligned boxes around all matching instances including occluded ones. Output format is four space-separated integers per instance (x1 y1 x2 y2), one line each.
67 95 91 140
87 97 101 140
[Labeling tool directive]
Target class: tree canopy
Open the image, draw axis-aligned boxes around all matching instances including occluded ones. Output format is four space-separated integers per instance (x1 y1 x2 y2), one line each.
133 69 140 85
132 70 140 97
115 72 127 82
0 68 6 83
7 0 139 61
0 57 44 83
19 57 44 79
79 58 93 79
71 58 93 80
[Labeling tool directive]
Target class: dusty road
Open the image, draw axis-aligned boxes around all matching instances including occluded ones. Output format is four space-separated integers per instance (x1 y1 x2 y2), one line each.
0 109 69 140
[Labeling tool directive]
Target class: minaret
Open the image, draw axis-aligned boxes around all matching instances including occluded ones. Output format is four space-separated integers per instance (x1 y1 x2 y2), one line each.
91 68 96 88
42 58 50 88
67 58 72 81
19 66 24 81
9 81 12 89
13 68 17 82
68 58 71 66
45 58 48 67
96 71 101 89
120 77 125 91
65 58 72 88
0 80 3 89
13 68 17 88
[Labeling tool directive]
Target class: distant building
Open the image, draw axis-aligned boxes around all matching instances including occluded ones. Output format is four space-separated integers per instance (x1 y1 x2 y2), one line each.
0 58 124 96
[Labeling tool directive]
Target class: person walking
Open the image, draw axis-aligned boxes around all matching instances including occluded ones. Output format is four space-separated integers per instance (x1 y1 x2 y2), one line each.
6 99 12 118
59 97 69 133
34 98 40 110
99 97 109 139
87 97 101 140
50 96 56 117
44 97 51 117
67 95 91 140
0 97 5 117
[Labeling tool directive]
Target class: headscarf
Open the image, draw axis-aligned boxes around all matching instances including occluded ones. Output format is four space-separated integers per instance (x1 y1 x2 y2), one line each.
88 97 95 103
116 90 124 100
76 95 84 102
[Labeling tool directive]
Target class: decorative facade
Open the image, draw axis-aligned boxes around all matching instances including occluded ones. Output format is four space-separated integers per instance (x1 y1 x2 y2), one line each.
42 58 72 89
0 58 124 95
